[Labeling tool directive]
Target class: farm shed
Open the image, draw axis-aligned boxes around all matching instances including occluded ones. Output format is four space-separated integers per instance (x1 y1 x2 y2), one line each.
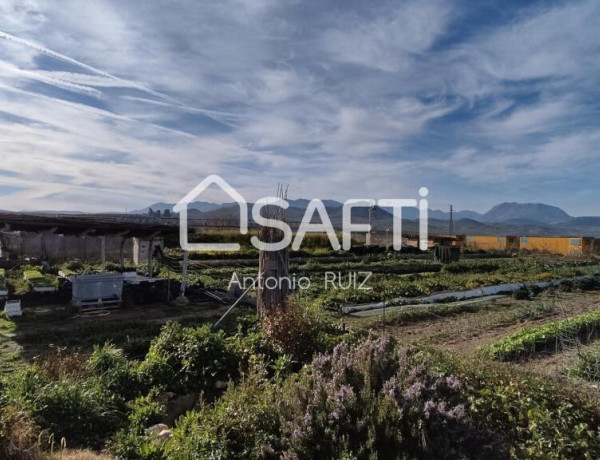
0 212 177 266
519 236 595 256
462 235 520 252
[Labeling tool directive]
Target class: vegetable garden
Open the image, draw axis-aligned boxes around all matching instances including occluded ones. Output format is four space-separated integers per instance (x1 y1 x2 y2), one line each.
2 252 600 458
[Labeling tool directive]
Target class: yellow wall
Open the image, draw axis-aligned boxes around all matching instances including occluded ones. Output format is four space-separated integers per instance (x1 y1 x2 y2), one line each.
465 235 508 251
520 237 583 255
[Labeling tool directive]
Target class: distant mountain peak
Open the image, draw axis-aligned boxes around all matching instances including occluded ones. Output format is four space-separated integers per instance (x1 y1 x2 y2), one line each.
131 201 221 215
482 202 571 224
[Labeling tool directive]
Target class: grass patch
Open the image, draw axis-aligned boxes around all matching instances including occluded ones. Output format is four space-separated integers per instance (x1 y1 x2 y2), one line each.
511 302 555 321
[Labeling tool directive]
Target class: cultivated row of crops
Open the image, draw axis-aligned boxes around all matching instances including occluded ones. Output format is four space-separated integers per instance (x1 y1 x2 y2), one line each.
484 310 600 361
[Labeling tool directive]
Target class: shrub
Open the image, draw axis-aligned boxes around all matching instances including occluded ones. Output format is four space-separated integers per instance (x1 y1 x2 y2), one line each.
2 366 126 450
559 276 600 292
512 287 532 300
165 365 280 459
225 328 278 374
139 322 239 395
260 303 320 362
277 336 496 459
573 276 600 291
110 393 165 460
62 259 86 272
458 359 600 459
33 346 88 380
164 335 501 459
570 346 600 381
9 276 31 296
0 403 44 460
442 261 500 274
87 343 143 401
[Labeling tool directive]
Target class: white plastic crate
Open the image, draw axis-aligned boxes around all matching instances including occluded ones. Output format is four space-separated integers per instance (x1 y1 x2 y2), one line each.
4 300 22 318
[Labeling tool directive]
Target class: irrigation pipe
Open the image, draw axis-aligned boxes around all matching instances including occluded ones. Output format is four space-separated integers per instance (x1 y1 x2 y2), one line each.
341 276 596 315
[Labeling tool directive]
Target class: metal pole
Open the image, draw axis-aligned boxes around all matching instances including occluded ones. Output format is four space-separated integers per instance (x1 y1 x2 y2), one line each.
212 272 262 330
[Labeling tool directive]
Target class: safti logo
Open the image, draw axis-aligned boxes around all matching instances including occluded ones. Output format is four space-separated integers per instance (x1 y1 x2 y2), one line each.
175 175 429 252
173 175 248 252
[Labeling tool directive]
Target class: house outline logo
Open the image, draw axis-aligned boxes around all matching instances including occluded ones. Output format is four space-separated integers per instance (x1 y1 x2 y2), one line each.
174 174 248 251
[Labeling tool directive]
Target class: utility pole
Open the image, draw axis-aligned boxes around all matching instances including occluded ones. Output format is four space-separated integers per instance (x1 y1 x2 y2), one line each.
366 205 375 246
449 205 454 235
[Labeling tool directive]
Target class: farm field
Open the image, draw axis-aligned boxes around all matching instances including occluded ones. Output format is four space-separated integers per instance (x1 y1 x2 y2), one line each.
372 290 600 377
2 253 600 458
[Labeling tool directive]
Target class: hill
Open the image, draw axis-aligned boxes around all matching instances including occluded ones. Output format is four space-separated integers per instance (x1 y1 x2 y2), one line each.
482 202 571 224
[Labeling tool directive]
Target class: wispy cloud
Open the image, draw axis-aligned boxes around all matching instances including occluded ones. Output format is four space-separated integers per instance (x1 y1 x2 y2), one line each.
0 0 599 214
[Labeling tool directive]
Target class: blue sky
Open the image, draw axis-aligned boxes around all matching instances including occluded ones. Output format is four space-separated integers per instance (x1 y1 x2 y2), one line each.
0 0 599 215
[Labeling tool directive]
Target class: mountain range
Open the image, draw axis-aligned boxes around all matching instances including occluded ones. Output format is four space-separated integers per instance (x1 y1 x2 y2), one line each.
131 201 600 237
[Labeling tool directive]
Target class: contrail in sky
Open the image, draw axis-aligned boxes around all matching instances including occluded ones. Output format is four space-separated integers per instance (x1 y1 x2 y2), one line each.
0 29 237 127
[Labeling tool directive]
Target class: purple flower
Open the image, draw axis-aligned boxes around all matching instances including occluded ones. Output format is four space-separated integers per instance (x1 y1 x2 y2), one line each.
445 375 462 392
423 400 437 420
406 382 426 400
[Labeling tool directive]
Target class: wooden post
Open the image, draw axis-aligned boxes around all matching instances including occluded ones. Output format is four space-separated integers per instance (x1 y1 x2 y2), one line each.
257 246 290 315
256 186 290 316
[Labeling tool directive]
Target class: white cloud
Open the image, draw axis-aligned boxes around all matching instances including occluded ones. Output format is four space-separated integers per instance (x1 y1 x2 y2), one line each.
0 0 599 213
322 0 451 72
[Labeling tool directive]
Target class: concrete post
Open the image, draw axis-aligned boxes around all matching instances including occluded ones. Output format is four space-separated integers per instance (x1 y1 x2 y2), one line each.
148 237 153 276
176 250 190 305
100 236 106 267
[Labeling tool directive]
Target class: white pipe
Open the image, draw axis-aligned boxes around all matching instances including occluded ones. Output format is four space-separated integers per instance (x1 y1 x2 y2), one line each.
341 276 593 315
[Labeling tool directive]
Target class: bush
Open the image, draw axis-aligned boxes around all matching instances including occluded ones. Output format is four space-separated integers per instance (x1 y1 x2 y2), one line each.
277 336 496 459
139 322 239 395
559 276 600 292
457 359 600 459
110 393 165 460
573 276 600 291
1 366 126 450
87 343 143 401
30 349 87 382
225 328 278 374
165 335 501 459
165 365 280 459
570 346 600 381
0 403 44 460
511 284 544 300
260 303 321 362
512 287 531 300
